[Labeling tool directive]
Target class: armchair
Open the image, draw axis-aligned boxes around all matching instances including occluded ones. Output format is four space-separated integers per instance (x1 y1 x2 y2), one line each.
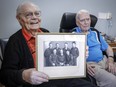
59 12 98 32
59 12 116 85
0 38 8 67
0 38 8 87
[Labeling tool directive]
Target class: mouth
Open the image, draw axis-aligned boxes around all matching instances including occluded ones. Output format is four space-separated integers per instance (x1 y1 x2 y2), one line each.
83 25 89 28
30 21 39 25
30 19 41 25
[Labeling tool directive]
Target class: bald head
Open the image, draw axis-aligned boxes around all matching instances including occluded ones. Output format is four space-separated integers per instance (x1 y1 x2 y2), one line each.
16 2 40 16
16 1 41 31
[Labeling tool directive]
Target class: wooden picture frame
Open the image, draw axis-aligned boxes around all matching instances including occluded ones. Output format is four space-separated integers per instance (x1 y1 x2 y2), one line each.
36 33 86 79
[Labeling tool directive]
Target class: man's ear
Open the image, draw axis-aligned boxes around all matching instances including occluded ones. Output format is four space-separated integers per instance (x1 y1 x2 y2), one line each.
16 15 24 26
76 20 79 26
16 15 21 22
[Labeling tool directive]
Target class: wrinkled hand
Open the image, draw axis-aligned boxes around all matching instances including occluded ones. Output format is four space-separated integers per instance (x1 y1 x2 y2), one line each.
22 68 49 85
87 64 95 76
107 57 115 74
108 62 115 74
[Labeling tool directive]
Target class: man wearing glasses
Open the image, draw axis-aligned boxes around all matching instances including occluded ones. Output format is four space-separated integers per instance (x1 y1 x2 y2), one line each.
0 2 97 87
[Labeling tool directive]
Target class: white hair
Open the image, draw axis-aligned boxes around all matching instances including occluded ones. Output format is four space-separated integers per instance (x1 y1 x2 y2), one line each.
76 9 90 20
16 1 40 16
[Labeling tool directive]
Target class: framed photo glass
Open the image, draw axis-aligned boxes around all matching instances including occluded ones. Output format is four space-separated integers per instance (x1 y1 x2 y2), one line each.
36 33 86 79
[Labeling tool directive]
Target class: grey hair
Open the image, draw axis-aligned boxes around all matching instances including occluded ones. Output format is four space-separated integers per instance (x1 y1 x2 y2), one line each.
16 1 40 16
76 9 90 20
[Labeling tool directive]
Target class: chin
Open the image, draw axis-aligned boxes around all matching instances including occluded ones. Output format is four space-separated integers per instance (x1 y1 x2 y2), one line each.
28 28 38 31
30 24 40 29
30 26 40 30
84 28 89 31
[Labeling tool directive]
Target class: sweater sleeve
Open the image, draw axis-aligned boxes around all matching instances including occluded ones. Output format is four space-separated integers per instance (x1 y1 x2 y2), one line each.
0 35 31 86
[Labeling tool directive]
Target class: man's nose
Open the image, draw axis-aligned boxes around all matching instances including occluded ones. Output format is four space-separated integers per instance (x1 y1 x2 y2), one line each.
32 13 37 18
84 19 89 24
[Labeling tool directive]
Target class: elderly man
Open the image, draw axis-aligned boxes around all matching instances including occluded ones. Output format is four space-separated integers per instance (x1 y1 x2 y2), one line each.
73 9 116 87
0 2 97 87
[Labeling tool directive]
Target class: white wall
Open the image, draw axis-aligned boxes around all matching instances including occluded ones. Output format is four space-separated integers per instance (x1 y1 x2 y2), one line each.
0 0 116 38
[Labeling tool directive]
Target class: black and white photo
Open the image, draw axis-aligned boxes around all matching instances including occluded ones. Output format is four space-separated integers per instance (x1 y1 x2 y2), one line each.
36 33 86 79
44 41 79 67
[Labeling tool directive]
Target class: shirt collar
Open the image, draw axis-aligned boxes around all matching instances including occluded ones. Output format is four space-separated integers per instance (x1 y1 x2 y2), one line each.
76 27 91 33
22 28 42 41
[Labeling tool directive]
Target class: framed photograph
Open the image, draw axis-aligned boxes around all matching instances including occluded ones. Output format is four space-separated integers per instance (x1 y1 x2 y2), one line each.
36 33 86 79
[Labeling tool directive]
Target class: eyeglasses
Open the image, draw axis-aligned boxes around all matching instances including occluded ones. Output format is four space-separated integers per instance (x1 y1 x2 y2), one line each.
21 11 41 18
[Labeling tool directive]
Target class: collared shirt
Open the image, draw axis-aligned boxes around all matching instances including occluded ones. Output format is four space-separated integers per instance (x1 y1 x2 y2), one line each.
74 27 108 62
22 28 42 67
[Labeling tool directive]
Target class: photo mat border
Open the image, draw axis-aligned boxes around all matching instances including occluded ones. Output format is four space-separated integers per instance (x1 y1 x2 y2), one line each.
36 33 86 79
